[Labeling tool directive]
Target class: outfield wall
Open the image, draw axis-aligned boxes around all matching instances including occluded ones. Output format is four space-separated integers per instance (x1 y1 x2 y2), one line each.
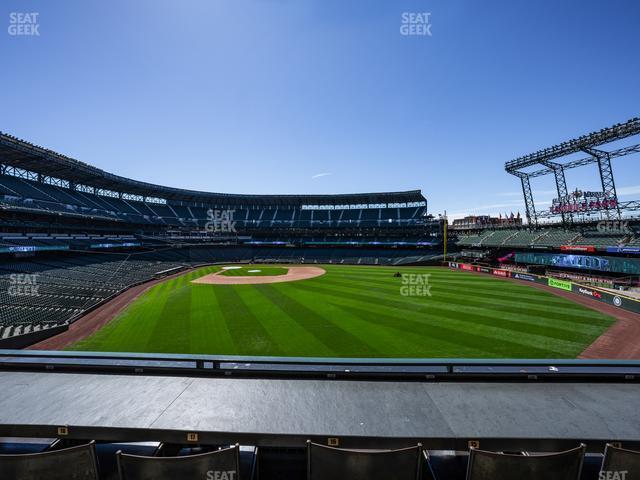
448 262 640 315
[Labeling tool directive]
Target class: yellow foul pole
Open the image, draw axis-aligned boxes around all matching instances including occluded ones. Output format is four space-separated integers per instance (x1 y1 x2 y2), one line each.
443 211 448 264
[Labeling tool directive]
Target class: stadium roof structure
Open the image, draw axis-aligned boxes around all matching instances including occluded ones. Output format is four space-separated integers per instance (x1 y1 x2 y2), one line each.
505 117 640 225
505 117 640 224
0 132 426 207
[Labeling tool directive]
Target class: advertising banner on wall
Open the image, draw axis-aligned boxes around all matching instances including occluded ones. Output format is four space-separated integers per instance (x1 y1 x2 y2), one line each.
560 245 596 253
0 245 69 254
492 269 509 277
548 278 573 291
512 272 538 282
570 283 640 314
606 246 640 255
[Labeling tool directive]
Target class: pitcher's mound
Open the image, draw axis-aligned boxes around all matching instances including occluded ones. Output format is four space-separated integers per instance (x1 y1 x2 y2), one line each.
192 266 326 285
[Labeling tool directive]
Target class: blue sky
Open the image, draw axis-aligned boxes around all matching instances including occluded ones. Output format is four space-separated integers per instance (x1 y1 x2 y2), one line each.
1 0 638 219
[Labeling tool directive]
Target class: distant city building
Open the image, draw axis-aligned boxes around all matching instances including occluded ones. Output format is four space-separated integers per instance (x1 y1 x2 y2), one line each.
451 213 522 230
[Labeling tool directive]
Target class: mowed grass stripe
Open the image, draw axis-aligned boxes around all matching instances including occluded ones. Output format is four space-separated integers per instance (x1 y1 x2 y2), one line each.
326 302 491 358
189 284 236 354
329 269 555 294
332 272 580 309
311 275 605 337
332 302 577 358
146 279 193 352
319 275 611 328
296 282 575 356
322 274 563 309
288 281 585 353
68 265 616 358
257 283 381 357
212 286 284 356
238 285 333 356
269 289 417 358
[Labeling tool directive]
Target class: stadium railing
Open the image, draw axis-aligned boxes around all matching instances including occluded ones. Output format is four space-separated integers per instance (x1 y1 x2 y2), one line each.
1 351 640 479
1 349 639 381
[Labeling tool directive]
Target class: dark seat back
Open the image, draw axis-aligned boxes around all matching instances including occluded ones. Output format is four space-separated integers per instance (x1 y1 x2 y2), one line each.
307 441 422 480
602 444 640 478
466 444 585 480
117 444 240 480
0 441 99 480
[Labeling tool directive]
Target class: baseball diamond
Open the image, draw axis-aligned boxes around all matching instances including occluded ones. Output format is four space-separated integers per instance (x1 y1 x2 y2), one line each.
63 265 616 358
3 4 640 479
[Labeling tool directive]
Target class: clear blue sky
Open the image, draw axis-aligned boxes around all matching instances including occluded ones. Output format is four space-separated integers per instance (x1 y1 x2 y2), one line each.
1 0 638 218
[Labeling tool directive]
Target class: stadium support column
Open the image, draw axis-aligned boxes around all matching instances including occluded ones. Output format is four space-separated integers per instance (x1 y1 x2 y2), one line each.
583 147 621 220
519 174 537 227
543 162 571 225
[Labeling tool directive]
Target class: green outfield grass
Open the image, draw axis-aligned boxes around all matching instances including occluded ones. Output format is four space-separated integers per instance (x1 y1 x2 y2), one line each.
68 265 615 358
220 266 288 277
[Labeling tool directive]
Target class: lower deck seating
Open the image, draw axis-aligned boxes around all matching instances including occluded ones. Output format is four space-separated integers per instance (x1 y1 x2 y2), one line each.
0 254 186 338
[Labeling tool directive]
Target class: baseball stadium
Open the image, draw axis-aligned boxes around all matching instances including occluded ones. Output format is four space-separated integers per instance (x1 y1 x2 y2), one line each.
1 119 640 359
2 1 640 479
2 119 640 479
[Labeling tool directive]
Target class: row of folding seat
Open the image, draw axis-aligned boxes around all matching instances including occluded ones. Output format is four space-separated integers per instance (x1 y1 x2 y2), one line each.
0 305 77 327
0 322 63 338
1 440 639 480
